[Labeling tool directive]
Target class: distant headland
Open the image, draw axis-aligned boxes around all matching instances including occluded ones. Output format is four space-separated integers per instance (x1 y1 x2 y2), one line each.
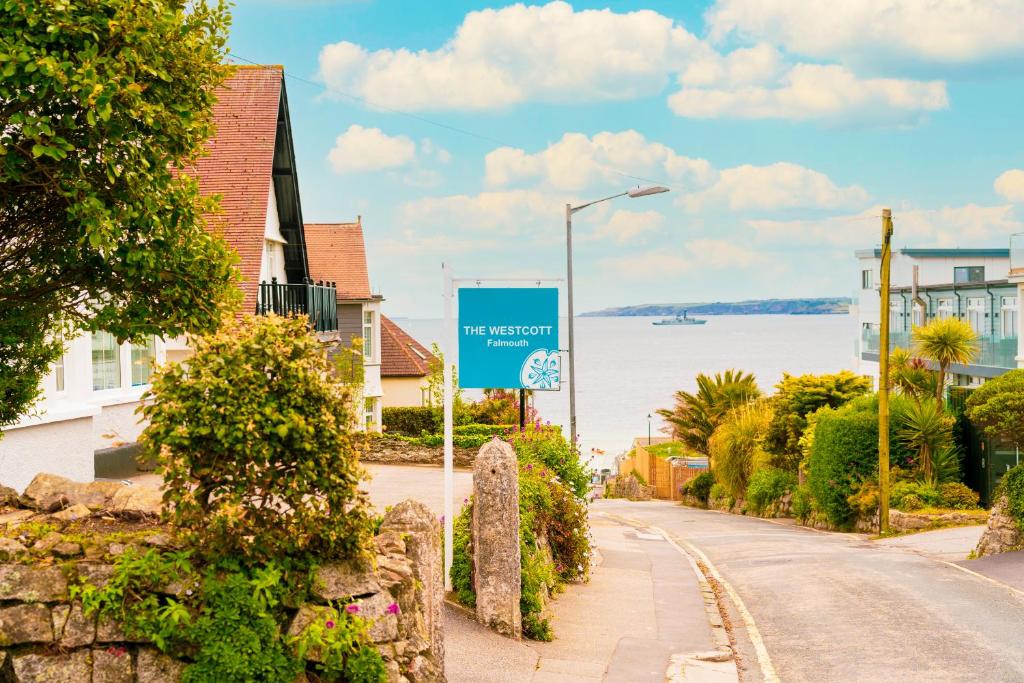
581 297 852 317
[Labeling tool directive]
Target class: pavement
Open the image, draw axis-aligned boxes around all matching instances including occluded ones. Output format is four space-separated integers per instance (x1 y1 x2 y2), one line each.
599 499 1024 682
444 513 732 683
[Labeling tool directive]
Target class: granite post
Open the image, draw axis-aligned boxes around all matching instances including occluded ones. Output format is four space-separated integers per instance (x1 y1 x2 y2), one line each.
471 438 521 638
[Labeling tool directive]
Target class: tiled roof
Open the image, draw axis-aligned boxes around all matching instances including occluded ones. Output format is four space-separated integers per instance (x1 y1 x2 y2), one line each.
304 220 373 300
191 65 283 311
381 316 435 377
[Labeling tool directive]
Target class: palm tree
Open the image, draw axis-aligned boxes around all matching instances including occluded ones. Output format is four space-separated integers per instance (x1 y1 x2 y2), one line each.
897 398 953 485
888 347 939 403
912 318 979 413
658 370 760 455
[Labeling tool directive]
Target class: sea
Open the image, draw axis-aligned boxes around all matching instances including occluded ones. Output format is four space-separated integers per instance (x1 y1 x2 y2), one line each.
397 314 858 471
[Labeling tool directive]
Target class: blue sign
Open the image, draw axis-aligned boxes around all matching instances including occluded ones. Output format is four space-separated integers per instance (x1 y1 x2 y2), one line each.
458 287 560 390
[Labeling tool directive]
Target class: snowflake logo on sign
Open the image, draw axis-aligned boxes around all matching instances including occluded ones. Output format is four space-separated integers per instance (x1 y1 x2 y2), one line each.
520 349 561 390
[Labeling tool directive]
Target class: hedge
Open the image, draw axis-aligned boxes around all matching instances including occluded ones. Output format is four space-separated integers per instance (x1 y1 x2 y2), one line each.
382 407 438 436
807 404 879 528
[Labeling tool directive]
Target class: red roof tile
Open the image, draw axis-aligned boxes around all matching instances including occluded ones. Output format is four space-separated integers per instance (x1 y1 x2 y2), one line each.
304 220 373 300
381 316 435 377
190 65 282 312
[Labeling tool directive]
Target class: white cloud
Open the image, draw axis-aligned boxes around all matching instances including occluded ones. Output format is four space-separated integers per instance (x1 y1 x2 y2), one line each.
679 43 784 87
599 239 766 279
395 190 560 236
705 0 1024 67
669 64 947 123
318 1 701 111
582 210 664 245
995 169 1024 202
485 130 713 191
327 125 416 173
748 204 1023 248
681 162 868 212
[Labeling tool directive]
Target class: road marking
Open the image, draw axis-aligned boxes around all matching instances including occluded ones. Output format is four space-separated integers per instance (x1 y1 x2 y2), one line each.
596 511 778 683
651 525 780 683
933 558 1024 602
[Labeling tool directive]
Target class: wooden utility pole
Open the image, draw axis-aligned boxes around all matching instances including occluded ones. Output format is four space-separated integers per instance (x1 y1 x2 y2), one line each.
878 209 894 534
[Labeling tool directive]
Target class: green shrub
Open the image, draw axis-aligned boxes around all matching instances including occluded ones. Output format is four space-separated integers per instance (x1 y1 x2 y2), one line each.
939 482 980 510
847 480 879 518
965 369 1024 444
806 401 879 528
454 423 516 437
764 371 872 471
686 471 715 504
709 482 728 504
890 481 942 511
997 463 1024 529
709 401 773 500
746 468 797 516
511 425 590 498
450 504 476 608
791 484 814 522
139 315 373 564
382 407 438 436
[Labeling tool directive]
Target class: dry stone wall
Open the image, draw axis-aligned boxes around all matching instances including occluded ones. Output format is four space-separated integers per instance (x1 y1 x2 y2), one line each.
975 496 1023 557
365 437 477 468
0 476 446 683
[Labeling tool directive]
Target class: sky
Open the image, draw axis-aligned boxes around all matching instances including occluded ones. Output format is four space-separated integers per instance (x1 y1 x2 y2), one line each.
228 0 1024 317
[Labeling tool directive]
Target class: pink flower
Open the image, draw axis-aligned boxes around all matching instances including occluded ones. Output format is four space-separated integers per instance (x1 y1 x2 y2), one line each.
387 602 400 615
346 604 360 614
325 619 335 629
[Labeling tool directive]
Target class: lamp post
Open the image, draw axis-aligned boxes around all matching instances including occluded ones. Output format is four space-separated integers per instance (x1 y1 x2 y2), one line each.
647 413 652 445
565 186 670 450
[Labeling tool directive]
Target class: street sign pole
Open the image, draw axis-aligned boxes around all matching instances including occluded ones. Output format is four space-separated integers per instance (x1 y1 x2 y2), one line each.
442 263 454 591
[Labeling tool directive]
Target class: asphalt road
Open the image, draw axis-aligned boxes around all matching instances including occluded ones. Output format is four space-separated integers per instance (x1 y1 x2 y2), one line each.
596 499 1024 683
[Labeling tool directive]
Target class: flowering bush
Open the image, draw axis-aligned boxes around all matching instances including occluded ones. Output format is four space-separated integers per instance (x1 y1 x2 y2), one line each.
139 314 374 564
510 424 591 498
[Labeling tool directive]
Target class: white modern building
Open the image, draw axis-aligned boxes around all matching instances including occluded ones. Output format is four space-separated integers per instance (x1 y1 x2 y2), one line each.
854 247 1023 385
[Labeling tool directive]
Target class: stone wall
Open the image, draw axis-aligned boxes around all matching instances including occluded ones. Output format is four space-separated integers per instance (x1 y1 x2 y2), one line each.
606 474 654 501
853 508 989 534
975 496 1023 557
0 476 445 683
365 437 477 468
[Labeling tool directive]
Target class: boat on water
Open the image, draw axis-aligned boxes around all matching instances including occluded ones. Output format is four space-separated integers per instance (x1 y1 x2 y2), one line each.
652 311 706 326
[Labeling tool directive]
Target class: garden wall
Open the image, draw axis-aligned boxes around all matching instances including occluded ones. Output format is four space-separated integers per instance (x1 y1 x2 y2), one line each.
365 436 477 468
0 476 445 683
975 496 1023 556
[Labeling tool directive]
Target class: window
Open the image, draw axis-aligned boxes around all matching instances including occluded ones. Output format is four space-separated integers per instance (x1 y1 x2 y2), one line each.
364 397 377 431
936 298 954 320
966 297 985 335
131 336 157 386
92 331 121 390
861 269 874 289
954 266 985 284
889 300 903 332
1002 296 1018 339
362 310 374 359
54 353 65 393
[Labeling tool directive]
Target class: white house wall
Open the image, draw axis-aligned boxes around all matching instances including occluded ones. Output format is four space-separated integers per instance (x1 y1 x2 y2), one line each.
258 182 288 286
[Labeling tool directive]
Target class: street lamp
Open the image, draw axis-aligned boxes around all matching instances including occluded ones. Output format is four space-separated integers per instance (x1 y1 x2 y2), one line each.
647 413 652 445
565 185 670 450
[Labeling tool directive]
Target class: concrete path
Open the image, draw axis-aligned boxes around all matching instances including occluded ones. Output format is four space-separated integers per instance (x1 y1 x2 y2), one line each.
444 512 727 683
872 524 985 561
361 462 473 517
599 499 1024 682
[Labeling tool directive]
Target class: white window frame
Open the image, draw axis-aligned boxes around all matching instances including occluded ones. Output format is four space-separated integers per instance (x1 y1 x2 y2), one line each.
362 310 374 360
364 396 377 431
936 298 954 320
861 269 874 289
130 335 157 387
889 300 903 333
91 331 122 392
1001 296 1018 339
966 297 986 335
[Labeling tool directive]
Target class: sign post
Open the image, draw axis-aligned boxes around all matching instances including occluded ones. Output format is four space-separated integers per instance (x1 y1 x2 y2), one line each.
441 272 561 590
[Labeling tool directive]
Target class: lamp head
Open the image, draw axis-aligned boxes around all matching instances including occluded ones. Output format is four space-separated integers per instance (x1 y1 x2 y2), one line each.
628 185 670 198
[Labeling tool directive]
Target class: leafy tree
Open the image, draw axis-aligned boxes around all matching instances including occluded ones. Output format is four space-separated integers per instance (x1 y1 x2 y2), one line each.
658 370 761 455
763 371 871 470
708 400 773 500
912 319 979 413
1 0 239 427
965 369 1024 445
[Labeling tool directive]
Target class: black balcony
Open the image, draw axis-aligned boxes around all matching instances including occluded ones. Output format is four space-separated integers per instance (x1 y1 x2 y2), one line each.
256 278 338 333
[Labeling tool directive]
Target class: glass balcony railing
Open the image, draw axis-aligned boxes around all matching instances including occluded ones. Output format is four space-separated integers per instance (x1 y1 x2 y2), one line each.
861 328 1018 369
1012 233 1024 278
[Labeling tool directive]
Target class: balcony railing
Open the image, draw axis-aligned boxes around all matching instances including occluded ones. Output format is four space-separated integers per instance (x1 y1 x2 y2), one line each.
861 328 1018 370
1012 233 1024 278
256 278 338 333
